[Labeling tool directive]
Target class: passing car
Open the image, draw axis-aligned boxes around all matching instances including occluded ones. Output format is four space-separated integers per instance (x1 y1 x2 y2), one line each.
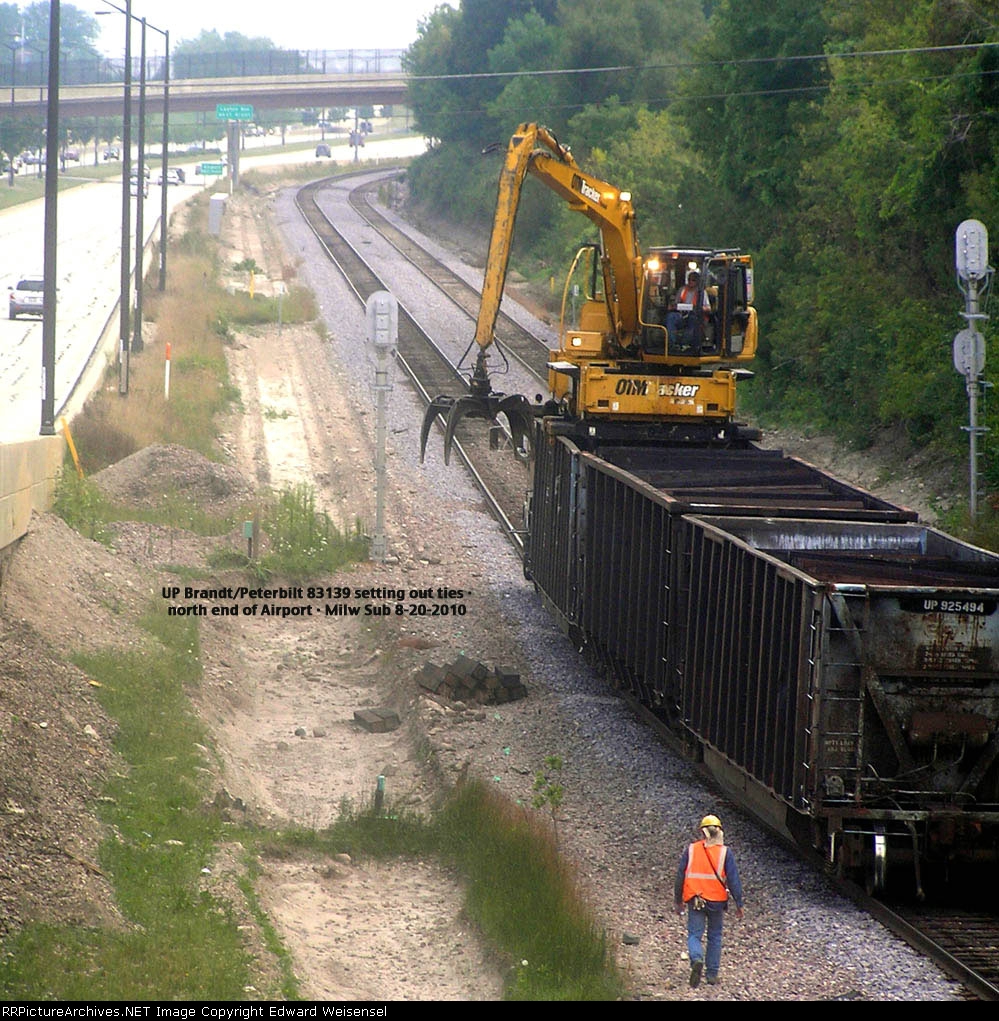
156 168 183 186
129 174 149 198
315 143 331 158
103 146 120 161
9 276 44 319
63 148 80 162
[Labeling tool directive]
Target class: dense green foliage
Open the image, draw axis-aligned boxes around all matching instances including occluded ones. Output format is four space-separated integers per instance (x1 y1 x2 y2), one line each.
404 0 999 501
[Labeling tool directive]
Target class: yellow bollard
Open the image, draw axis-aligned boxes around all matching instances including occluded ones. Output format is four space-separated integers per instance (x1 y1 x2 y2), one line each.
60 417 84 479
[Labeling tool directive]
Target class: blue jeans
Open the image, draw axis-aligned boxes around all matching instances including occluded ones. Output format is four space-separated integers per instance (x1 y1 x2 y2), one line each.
665 311 703 353
687 901 726 978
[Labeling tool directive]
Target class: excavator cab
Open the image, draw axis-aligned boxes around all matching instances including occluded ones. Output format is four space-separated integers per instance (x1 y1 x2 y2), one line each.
639 249 757 363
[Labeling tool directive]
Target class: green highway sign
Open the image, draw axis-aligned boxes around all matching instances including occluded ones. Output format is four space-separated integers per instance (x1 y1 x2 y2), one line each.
200 162 225 176
216 103 254 120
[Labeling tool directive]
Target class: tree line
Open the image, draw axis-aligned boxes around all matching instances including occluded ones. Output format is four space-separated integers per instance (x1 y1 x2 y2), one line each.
403 0 999 502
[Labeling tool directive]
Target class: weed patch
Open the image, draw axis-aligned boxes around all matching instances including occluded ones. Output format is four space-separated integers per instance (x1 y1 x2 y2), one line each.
260 483 368 579
279 779 623 1000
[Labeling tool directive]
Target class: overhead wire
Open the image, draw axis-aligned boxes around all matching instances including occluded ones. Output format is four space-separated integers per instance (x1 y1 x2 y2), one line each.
409 38 999 121
408 39 999 85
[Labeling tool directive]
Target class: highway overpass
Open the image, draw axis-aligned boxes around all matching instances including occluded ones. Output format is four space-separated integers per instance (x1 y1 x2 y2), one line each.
2 72 410 119
1 47 413 119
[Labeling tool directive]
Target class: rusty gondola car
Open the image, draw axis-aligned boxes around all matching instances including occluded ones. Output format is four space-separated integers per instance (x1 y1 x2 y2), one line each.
525 421 999 896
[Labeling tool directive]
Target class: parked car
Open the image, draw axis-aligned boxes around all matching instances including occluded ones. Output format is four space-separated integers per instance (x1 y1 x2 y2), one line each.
9 276 44 319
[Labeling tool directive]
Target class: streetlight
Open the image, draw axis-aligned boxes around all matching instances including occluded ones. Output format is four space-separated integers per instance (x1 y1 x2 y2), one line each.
23 41 46 102
40 2 59 436
99 5 170 358
4 36 16 188
143 20 169 293
97 0 132 393
133 15 145 352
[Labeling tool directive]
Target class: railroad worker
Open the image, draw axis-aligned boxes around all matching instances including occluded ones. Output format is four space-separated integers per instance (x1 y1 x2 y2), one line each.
666 271 711 352
674 814 744 989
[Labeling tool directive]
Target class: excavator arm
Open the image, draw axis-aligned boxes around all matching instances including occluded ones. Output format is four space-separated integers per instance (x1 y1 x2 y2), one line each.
471 123 643 357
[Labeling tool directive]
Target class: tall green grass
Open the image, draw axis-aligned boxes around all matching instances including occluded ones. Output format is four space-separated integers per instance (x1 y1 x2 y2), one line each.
284 779 624 1001
436 780 622 1000
260 483 368 578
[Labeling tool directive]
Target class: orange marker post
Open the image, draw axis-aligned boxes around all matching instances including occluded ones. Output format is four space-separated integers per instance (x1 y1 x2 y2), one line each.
164 342 171 400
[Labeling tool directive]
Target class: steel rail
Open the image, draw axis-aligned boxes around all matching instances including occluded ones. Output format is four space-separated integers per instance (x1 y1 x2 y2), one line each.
294 174 523 552
345 178 552 385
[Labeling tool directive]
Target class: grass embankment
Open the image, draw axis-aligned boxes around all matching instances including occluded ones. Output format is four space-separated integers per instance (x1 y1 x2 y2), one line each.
1 611 264 1000
1 173 623 1000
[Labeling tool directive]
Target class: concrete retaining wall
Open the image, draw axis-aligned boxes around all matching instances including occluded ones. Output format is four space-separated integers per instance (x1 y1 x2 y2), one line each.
0 434 65 551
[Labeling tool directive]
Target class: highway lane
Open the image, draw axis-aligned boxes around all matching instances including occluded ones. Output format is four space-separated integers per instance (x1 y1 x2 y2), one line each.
0 131 425 444
0 172 197 442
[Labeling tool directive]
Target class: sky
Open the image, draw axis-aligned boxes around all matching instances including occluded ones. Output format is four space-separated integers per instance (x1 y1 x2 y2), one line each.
94 1 456 56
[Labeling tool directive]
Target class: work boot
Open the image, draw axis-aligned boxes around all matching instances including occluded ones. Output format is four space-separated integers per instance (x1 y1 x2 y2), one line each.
689 961 703 988
706 975 719 985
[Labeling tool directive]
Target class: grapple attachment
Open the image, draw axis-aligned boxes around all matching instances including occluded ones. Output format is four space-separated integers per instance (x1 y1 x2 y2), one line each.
420 390 536 465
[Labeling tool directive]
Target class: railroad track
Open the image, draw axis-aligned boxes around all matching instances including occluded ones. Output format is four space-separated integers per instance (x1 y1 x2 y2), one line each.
294 173 533 551
294 170 999 1002
346 176 552 382
866 901 999 1001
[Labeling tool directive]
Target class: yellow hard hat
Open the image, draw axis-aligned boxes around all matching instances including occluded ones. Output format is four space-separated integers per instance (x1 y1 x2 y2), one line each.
699 815 722 829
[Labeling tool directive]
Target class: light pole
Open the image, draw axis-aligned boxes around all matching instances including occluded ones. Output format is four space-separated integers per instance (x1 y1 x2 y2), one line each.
98 1 132 393
133 15 145 352
4 38 15 188
144 21 169 292
40 4 59 436
24 42 46 102
100 6 170 356
5 35 19 106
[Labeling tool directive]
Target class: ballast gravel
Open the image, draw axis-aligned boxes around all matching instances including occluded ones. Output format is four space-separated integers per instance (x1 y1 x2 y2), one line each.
271 171 964 1001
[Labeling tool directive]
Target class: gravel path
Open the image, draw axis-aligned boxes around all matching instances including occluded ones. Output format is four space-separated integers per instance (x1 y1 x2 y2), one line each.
268 171 965 1001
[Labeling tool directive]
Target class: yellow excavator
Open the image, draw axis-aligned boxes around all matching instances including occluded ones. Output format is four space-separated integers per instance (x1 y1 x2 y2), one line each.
420 122 758 463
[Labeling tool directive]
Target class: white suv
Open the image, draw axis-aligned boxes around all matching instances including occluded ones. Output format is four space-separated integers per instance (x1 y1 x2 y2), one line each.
9 276 44 319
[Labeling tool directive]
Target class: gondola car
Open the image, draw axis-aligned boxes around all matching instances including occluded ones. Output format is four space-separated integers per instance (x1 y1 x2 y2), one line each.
525 422 999 897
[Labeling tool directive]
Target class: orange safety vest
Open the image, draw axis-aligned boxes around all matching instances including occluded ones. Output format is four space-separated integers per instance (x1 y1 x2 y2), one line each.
682 841 729 903
679 286 709 314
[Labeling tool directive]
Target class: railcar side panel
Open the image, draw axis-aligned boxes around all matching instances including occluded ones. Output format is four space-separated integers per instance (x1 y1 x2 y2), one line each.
674 517 810 806
578 453 675 704
690 516 999 869
527 430 580 631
